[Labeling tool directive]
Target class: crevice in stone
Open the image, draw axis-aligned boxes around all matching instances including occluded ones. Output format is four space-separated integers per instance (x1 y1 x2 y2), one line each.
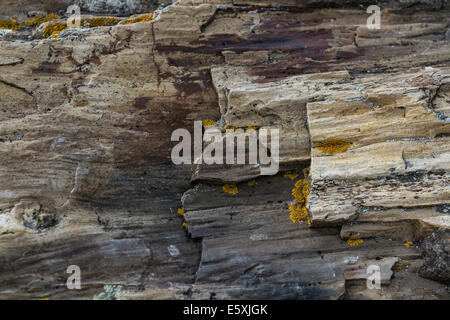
0 78 34 97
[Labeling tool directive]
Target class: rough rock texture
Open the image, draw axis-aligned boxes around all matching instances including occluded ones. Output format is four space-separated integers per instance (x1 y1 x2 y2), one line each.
0 0 449 299
0 0 167 19
78 0 168 15
419 231 450 285
0 1 72 19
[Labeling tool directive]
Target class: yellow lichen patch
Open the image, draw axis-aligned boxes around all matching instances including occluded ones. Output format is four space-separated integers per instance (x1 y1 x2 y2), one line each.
395 262 403 271
246 125 259 131
122 14 154 25
283 170 299 180
347 237 364 246
224 125 238 131
247 179 256 186
43 22 67 38
43 17 119 38
203 119 215 127
404 241 413 248
289 177 310 224
1 14 60 31
291 179 309 206
289 204 308 223
25 13 59 27
80 17 119 28
222 184 238 195
177 207 185 216
307 217 311 228
315 138 350 155
1 14 118 36
182 222 188 229
0 18 24 30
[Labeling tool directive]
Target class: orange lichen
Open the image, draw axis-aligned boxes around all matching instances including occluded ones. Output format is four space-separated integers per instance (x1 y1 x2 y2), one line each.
203 119 215 127
25 13 59 27
347 237 364 246
404 241 413 248
80 17 119 28
289 204 308 223
0 18 24 30
43 22 67 38
177 207 185 216
289 175 310 224
43 17 119 38
292 179 309 206
122 14 154 25
315 138 350 155
1 14 60 31
283 170 299 180
246 125 259 131
222 184 238 195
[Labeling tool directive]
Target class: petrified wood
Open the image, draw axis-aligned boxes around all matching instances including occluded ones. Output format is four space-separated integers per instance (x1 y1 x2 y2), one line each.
0 0 448 299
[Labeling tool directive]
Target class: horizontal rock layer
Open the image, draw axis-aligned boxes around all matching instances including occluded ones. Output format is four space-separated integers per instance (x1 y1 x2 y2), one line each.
0 0 169 19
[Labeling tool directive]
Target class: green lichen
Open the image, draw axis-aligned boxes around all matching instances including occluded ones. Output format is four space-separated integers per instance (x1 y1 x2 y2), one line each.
93 285 125 300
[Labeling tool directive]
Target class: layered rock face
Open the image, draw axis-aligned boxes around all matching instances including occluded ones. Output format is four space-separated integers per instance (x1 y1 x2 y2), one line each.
0 0 168 19
78 0 167 15
0 0 449 299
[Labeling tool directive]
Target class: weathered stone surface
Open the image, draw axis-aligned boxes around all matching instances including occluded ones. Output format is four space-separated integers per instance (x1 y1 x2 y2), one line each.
306 69 450 225
0 0 168 19
79 0 163 15
419 231 450 285
0 1 71 19
0 0 449 300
